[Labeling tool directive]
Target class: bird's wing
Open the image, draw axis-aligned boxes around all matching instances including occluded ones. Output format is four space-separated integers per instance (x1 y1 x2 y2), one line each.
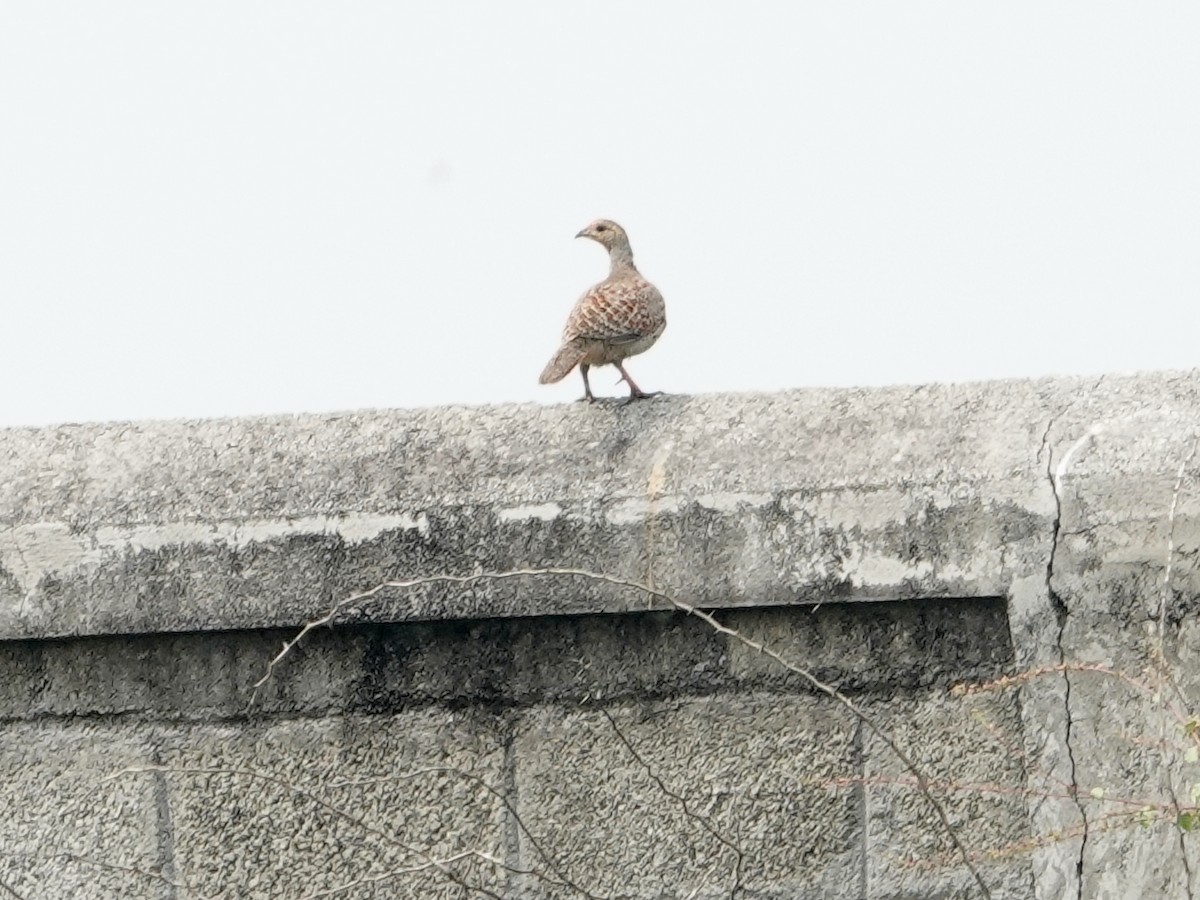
563 277 662 343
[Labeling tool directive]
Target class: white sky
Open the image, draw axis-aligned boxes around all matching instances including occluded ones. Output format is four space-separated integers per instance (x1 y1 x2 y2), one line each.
2 3 1197 427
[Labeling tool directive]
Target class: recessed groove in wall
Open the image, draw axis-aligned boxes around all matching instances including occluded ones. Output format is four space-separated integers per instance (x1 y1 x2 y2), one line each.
0 597 1011 722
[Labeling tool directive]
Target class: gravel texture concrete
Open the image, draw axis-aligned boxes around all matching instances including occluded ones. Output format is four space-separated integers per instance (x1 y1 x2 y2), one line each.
0 369 1198 898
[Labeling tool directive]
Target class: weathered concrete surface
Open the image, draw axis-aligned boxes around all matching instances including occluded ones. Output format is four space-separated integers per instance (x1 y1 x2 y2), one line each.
0 600 1009 722
0 376 1071 638
0 369 1198 899
0 601 1025 899
1039 377 1200 900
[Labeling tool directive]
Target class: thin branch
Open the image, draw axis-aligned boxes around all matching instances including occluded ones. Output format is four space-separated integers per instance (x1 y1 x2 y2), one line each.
955 662 1198 741
108 765 505 900
0 850 201 899
1155 435 1200 898
298 850 557 900
323 767 611 900
912 804 1179 870
822 773 1166 811
252 567 996 899
598 707 744 899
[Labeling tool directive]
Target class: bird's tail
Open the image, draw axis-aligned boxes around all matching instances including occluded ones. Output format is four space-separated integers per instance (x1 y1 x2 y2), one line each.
539 343 585 384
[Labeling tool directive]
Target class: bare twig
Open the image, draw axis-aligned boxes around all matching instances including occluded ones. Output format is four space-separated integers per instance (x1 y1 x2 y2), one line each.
822 773 1164 811
956 663 1200 751
323 767 611 900
907 805 1152 870
1154 434 1200 891
252 567 996 899
298 850 583 900
110 765 507 900
0 850 200 899
598 707 744 899
299 852 498 898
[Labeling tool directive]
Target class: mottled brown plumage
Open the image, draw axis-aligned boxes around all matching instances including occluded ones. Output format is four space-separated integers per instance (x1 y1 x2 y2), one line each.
539 219 666 402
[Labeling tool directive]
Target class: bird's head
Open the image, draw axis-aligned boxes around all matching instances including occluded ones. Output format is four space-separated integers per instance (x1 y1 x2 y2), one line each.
575 219 629 251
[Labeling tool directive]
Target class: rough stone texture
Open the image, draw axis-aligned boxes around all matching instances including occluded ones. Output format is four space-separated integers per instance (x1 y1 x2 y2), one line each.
0 723 164 898
0 603 1022 899
155 713 510 899
0 369 1198 899
511 697 862 899
863 693 1033 899
0 377 1066 638
1036 375 1200 900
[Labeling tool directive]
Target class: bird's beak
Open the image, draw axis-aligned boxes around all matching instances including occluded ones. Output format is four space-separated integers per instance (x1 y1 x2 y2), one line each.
575 228 588 239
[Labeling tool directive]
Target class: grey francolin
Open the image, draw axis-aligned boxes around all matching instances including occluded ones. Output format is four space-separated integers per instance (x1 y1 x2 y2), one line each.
539 219 666 402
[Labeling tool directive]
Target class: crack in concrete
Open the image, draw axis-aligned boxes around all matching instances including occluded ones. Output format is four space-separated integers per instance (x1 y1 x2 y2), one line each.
1037 418 1055 469
1046 448 1088 900
1180 827 1196 900
1043 417 1090 900
3 526 37 618
1038 376 1106 900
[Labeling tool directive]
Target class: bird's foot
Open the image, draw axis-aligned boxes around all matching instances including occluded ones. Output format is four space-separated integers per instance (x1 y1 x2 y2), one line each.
622 390 663 405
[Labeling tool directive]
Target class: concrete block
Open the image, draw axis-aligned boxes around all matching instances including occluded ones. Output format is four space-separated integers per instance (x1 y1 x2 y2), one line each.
512 695 862 899
1052 659 1197 900
862 691 1034 899
152 711 509 899
0 722 163 899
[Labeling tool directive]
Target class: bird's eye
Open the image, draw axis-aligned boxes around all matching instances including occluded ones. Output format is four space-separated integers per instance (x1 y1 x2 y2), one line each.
596 224 608 232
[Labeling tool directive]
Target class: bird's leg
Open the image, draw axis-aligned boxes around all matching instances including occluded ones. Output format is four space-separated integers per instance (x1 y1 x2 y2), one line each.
615 362 661 403
577 364 596 403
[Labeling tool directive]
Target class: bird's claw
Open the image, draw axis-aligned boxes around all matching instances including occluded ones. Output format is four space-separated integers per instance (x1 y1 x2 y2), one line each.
622 390 663 405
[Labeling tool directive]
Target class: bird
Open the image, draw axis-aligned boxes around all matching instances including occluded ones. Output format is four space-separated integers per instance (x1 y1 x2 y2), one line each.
538 219 666 403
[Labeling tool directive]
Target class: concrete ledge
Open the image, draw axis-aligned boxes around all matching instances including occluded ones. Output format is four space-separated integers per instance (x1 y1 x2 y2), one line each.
1 370 1198 639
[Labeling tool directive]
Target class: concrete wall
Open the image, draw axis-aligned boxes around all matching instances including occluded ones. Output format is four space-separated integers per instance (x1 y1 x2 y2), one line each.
1 370 1198 899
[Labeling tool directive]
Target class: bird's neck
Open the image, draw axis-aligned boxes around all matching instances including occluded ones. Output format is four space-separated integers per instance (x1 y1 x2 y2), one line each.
607 243 636 275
